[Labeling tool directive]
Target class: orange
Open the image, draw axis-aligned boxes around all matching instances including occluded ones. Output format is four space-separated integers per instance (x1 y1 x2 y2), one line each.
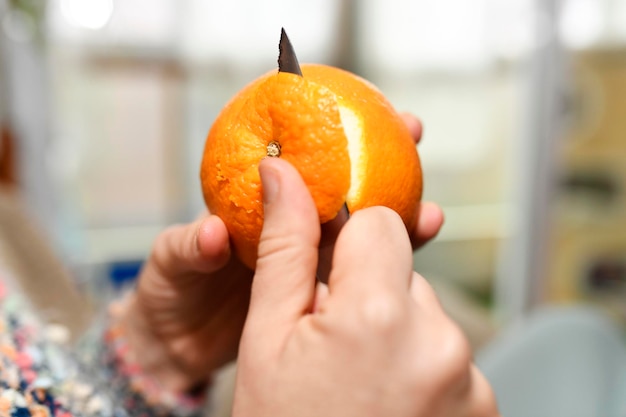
200 64 422 269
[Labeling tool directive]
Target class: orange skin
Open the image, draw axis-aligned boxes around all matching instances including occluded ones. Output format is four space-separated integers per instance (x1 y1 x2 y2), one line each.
117 114 443 392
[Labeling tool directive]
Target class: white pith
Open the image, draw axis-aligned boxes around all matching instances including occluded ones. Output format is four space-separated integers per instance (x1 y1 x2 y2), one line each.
337 103 364 207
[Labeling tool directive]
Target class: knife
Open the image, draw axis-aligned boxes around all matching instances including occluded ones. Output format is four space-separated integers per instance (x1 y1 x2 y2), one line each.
277 28 350 284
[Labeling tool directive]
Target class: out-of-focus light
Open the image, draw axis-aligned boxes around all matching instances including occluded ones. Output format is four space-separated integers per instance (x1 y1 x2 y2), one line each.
60 0 114 30
486 0 535 60
360 0 490 73
611 0 626 42
559 0 604 49
2 8 36 43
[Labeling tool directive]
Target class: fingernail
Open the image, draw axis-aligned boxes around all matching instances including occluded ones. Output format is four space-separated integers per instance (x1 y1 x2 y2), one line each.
195 217 212 252
260 162 280 204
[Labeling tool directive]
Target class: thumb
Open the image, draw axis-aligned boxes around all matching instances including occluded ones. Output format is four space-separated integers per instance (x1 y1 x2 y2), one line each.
246 157 320 341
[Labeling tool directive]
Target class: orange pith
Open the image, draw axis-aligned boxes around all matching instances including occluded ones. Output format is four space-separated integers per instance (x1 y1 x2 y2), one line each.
200 64 422 269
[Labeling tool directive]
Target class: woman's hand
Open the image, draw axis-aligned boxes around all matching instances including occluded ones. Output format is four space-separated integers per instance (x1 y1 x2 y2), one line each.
116 218 253 392
233 158 497 417
116 114 444 393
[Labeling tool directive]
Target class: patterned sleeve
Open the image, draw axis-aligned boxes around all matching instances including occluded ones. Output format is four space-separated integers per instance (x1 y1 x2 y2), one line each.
0 274 208 417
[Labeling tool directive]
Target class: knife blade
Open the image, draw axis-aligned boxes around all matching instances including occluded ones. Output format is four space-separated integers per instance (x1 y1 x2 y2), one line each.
277 28 350 284
278 27 303 76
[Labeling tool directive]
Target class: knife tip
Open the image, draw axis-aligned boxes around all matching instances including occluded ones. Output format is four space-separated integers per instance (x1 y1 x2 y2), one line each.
278 27 289 55
277 27 303 76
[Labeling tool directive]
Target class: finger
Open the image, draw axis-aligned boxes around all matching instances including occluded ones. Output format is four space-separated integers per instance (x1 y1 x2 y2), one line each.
400 112 423 145
411 201 445 249
247 158 320 338
329 206 413 299
151 215 231 277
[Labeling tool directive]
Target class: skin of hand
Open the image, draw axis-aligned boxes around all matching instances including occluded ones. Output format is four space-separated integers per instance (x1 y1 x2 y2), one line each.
233 158 499 417
116 114 445 392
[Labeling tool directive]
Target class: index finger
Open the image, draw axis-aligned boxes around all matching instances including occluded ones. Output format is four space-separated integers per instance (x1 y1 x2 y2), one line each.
400 113 423 145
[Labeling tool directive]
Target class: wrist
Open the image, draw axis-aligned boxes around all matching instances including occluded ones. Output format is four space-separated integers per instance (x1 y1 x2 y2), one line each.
111 292 211 397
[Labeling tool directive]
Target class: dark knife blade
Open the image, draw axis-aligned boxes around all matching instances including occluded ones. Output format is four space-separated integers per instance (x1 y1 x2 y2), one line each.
278 28 303 76
276 28 349 284
316 204 350 284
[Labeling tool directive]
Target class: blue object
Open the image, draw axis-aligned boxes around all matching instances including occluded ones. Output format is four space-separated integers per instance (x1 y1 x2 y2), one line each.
108 260 144 289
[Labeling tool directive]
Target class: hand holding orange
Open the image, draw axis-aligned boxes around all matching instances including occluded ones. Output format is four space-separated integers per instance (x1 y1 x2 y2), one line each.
200 59 422 269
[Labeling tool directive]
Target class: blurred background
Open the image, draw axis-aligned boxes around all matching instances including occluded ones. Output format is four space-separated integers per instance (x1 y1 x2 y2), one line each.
1 0 626 415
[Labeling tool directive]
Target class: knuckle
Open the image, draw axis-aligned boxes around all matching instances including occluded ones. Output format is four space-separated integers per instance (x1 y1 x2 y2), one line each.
468 367 501 417
356 292 406 333
152 225 176 253
150 226 181 269
257 232 309 263
432 321 473 387
472 391 501 417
